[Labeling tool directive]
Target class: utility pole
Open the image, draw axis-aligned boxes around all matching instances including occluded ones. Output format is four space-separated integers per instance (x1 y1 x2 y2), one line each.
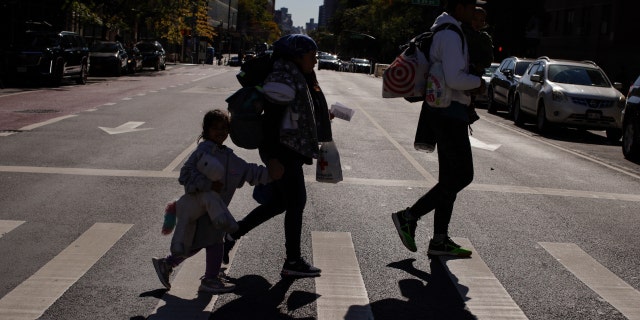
227 0 232 62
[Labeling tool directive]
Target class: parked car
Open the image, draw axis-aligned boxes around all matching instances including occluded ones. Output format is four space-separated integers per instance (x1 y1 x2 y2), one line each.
487 56 535 116
6 30 88 86
476 62 500 104
228 55 242 66
513 56 625 142
126 45 143 73
318 54 340 71
135 41 166 71
349 58 372 74
89 41 128 76
622 75 640 161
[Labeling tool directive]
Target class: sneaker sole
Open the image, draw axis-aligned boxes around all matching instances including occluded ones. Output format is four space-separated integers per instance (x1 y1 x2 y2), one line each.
391 213 417 252
152 258 171 289
427 249 472 258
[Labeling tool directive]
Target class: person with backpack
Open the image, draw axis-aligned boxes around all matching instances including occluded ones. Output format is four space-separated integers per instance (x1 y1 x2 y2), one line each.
223 34 333 277
152 109 280 293
391 0 486 257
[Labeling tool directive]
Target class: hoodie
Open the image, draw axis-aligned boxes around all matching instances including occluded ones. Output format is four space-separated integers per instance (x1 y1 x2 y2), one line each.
428 12 482 121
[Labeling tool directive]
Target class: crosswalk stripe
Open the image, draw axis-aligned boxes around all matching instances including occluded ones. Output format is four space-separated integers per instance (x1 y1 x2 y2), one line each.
312 231 373 320
148 250 216 319
0 220 25 238
0 223 132 320
540 242 640 320
440 238 528 320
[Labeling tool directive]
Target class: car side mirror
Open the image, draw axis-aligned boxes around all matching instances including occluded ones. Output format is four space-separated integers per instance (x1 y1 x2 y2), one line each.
503 69 513 77
613 82 623 90
530 74 542 82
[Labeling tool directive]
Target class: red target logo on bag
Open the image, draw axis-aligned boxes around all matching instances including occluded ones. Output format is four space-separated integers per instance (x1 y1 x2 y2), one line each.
382 47 428 98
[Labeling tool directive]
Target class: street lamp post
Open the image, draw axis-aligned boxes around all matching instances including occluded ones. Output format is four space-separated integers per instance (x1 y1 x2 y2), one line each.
227 0 231 62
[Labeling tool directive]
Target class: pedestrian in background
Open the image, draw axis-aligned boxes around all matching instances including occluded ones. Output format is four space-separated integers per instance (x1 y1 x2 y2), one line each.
224 34 333 278
392 0 486 258
152 109 277 293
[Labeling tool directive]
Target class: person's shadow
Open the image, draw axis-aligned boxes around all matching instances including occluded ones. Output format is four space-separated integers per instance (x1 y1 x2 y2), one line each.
209 275 319 319
346 258 476 320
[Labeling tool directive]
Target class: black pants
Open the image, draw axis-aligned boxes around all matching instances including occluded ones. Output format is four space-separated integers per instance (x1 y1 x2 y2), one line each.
410 103 474 235
233 156 307 261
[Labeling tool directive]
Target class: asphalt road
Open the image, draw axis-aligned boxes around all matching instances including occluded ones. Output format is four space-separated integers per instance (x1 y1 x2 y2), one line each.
0 64 639 320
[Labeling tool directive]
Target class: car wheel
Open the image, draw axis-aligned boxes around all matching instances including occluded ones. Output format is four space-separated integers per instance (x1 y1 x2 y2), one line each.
76 62 87 85
487 87 497 114
160 61 166 70
513 96 525 126
154 61 160 71
622 119 640 160
536 102 549 133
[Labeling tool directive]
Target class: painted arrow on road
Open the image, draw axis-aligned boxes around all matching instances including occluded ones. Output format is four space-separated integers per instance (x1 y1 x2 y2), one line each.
99 122 152 135
469 136 501 151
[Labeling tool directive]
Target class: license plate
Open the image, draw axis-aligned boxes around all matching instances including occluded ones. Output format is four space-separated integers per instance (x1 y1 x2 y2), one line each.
586 110 601 120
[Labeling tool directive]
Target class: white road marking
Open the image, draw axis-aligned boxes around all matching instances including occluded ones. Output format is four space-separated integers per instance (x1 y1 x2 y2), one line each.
99 121 152 135
469 136 501 151
0 223 132 320
312 231 373 320
540 242 640 320
353 103 438 184
0 220 25 238
163 141 198 172
19 115 77 131
440 238 528 320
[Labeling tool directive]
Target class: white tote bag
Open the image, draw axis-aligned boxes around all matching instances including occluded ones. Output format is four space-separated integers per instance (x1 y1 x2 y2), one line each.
316 141 343 183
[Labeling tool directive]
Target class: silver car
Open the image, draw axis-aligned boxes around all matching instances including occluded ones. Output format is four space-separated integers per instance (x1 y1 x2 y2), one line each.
513 57 625 142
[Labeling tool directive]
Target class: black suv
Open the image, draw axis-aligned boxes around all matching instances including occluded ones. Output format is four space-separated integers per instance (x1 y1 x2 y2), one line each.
622 75 640 161
7 30 89 86
487 56 534 116
135 41 166 71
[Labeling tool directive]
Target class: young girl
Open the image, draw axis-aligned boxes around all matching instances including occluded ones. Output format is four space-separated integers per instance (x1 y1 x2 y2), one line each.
153 109 279 293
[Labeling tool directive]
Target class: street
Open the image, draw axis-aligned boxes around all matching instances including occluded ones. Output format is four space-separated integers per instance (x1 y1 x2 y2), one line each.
1 64 639 320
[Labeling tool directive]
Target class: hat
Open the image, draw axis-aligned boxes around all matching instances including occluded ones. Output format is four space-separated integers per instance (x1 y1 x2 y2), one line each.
273 34 318 58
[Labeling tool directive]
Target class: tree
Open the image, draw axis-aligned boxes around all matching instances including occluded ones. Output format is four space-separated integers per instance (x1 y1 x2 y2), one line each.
238 0 279 50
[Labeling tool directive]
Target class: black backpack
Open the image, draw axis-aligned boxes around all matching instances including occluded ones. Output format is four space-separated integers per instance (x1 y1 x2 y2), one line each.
226 53 276 149
402 23 464 103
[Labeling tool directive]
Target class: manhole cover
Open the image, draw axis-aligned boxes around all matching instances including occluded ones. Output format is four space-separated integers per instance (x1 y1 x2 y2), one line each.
14 109 60 114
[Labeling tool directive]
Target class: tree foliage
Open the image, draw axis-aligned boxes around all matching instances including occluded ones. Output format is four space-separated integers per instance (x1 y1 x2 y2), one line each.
238 0 279 49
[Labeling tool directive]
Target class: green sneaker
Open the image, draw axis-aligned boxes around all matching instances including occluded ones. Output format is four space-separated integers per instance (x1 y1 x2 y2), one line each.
391 208 417 252
427 237 472 257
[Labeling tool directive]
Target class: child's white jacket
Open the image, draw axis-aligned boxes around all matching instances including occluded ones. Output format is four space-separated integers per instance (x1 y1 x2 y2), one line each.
172 140 269 254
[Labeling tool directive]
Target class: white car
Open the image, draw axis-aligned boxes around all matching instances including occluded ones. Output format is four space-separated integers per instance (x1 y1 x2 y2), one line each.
476 62 499 104
513 56 625 142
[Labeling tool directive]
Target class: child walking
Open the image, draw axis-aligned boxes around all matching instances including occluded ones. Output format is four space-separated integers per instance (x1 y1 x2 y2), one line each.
153 109 280 293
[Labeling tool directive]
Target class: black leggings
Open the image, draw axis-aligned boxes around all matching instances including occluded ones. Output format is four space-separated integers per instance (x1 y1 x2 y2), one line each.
233 156 307 261
410 105 474 235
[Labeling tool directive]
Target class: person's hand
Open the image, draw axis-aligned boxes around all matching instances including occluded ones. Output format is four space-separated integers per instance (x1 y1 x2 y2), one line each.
468 79 487 95
211 180 224 193
267 158 285 180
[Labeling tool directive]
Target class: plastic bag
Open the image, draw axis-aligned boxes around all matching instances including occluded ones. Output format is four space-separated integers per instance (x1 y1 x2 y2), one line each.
316 141 343 183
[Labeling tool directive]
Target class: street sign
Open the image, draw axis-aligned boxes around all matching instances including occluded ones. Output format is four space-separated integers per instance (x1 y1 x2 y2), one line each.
411 0 440 5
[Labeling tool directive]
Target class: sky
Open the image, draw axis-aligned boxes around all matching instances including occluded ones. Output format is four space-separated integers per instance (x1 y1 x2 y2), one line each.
275 0 324 27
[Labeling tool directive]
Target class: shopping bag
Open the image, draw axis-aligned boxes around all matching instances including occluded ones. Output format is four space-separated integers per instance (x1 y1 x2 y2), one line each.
382 46 428 99
316 141 343 183
414 104 436 153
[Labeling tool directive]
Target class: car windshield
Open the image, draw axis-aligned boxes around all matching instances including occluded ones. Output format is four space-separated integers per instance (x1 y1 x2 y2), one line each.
484 65 498 77
320 55 338 61
353 59 369 64
548 65 610 87
91 42 118 53
515 61 532 76
20 33 60 49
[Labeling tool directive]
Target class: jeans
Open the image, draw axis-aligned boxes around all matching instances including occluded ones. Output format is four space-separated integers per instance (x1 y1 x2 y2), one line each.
409 102 474 235
233 155 307 261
